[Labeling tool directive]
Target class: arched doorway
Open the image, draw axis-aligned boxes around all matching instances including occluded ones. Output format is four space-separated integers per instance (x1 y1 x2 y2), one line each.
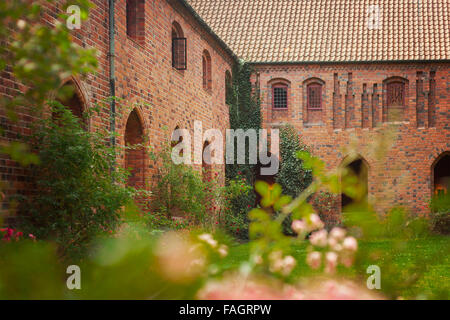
433 152 450 196
341 157 369 212
125 109 145 189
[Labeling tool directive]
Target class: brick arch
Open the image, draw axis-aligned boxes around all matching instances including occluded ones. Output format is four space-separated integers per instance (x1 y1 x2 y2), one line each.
431 151 450 196
202 49 212 90
55 77 91 129
171 20 184 38
382 76 409 122
125 108 146 189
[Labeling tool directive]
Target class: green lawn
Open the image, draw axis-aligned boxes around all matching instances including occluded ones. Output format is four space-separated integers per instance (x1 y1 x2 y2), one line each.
222 236 450 299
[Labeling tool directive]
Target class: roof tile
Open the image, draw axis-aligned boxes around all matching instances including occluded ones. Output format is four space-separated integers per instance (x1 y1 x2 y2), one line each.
188 0 450 62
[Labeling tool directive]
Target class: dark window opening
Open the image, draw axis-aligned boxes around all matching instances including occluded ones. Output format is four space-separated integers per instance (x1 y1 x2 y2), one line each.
341 158 368 212
273 85 287 109
172 22 186 70
433 153 450 196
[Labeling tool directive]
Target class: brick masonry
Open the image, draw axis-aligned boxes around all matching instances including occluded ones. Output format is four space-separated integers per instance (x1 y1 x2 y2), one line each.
0 0 233 213
253 62 450 215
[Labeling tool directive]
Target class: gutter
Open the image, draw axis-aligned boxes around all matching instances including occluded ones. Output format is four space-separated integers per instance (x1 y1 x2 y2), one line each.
108 0 116 151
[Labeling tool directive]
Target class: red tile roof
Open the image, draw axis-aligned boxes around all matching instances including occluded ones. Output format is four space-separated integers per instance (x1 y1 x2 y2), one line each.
188 0 450 63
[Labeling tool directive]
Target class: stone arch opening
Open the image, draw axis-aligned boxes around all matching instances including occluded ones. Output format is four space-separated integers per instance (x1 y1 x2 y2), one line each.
202 140 212 183
341 156 369 212
432 152 450 196
125 109 145 189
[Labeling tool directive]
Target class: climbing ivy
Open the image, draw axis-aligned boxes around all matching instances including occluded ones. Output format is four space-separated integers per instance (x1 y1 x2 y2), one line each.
224 62 262 239
276 125 313 198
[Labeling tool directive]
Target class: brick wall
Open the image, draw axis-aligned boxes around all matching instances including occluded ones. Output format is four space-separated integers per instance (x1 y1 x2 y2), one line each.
0 0 233 213
254 62 450 215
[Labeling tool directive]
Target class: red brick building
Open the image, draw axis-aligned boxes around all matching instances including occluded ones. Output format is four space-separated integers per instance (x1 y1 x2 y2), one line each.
190 0 450 214
1 0 449 216
0 0 236 211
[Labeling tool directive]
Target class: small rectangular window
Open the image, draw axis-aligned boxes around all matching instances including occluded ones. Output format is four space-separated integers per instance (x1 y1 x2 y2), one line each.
172 38 187 70
273 86 287 109
307 84 322 110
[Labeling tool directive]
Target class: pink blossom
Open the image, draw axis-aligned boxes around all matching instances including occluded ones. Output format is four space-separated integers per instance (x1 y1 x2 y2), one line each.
309 229 328 247
306 251 321 269
291 219 307 235
329 227 346 241
308 214 324 230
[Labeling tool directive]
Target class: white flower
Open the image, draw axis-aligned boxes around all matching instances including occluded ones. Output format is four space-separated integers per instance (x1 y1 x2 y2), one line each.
198 233 218 248
309 229 328 247
281 256 296 276
306 251 321 269
17 19 26 30
218 244 228 257
330 227 346 241
342 236 358 251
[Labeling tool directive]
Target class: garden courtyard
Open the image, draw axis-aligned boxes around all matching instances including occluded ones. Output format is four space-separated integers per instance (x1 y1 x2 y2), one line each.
0 0 449 301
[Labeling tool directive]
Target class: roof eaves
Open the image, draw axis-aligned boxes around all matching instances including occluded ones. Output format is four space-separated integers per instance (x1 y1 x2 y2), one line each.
249 59 450 65
177 0 240 64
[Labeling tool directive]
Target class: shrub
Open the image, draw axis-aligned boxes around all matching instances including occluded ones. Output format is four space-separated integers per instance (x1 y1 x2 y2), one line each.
430 194 450 234
311 191 340 229
220 174 253 239
18 103 132 259
151 143 218 228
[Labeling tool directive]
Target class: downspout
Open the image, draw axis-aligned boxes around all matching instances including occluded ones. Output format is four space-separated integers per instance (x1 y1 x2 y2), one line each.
108 0 116 154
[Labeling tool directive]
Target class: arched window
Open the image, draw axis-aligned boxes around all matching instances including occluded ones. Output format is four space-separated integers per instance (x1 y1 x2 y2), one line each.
55 80 87 129
303 78 325 124
225 70 232 104
171 21 186 70
307 83 323 110
383 77 408 122
126 0 145 45
202 141 212 182
125 109 145 189
202 50 212 90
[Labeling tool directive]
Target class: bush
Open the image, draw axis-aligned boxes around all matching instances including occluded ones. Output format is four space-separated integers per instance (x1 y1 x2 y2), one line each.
430 194 450 234
276 125 312 198
18 103 132 259
220 174 253 239
311 191 340 229
151 143 218 228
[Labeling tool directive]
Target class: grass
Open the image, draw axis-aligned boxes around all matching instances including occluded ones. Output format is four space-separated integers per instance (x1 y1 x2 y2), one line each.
221 236 450 299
